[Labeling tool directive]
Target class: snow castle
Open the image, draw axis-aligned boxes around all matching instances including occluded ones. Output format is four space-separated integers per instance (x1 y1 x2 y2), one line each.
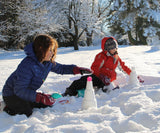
82 76 97 110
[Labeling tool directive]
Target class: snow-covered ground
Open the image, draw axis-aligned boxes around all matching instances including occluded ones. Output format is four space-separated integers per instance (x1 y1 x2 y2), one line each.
0 44 160 133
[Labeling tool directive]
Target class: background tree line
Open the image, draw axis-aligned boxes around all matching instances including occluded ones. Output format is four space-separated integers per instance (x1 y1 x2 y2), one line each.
0 0 160 50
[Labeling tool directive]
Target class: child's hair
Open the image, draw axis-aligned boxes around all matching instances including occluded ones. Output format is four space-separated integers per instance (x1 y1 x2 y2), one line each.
33 34 58 63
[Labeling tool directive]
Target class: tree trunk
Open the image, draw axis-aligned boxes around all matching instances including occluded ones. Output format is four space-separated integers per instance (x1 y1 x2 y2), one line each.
138 29 147 45
128 17 148 45
127 31 138 45
73 24 79 50
136 17 147 45
86 30 93 46
68 3 72 29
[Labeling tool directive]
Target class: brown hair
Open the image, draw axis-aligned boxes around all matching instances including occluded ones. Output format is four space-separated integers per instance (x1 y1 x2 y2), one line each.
33 34 58 63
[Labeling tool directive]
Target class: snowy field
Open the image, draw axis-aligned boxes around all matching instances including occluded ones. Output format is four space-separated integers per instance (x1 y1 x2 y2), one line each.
0 43 160 133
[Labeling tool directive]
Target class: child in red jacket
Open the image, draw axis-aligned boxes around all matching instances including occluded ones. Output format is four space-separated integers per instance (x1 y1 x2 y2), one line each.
63 37 132 96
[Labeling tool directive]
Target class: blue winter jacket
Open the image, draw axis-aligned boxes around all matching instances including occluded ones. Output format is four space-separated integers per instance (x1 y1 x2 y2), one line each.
2 43 76 102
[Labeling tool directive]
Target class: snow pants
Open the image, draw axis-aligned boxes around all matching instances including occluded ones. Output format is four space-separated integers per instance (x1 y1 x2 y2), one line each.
64 74 105 96
3 95 49 117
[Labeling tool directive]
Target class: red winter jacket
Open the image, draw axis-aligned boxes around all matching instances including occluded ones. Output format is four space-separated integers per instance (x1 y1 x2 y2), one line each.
91 37 131 82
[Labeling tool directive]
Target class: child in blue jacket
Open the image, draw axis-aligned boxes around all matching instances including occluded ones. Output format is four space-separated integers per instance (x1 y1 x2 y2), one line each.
2 34 91 117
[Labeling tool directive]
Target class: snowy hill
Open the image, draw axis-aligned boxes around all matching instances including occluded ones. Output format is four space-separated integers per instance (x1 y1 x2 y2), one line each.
0 45 160 133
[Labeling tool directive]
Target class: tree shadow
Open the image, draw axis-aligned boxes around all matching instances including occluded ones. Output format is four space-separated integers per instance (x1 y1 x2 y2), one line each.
0 50 25 60
145 46 160 53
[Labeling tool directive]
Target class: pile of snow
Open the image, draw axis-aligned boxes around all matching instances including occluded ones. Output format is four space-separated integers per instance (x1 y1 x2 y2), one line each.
82 76 97 110
148 36 160 51
128 67 140 87
0 44 160 133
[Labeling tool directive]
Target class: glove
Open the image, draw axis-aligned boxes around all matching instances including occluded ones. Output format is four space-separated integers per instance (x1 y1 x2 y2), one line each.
137 76 144 83
73 66 92 75
102 82 119 93
36 93 56 106
99 74 110 85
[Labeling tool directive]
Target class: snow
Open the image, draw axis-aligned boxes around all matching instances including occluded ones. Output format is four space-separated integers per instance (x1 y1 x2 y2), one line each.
0 44 160 133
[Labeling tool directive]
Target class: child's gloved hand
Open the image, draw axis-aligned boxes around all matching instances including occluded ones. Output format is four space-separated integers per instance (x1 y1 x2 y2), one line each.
73 66 92 75
99 74 110 85
129 67 144 84
36 93 56 106
137 76 144 83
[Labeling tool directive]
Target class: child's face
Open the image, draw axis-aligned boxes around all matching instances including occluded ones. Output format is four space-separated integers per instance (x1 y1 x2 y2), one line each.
109 48 118 55
43 45 55 62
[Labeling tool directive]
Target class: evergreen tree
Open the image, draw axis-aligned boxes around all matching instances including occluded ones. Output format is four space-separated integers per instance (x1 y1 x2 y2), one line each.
107 0 160 45
0 0 21 49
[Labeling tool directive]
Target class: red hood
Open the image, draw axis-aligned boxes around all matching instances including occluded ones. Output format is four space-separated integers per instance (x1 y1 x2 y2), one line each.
101 36 117 51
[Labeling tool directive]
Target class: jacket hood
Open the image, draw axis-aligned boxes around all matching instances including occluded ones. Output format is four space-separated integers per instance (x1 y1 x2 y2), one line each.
24 43 38 61
24 43 50 68
101 36 117 51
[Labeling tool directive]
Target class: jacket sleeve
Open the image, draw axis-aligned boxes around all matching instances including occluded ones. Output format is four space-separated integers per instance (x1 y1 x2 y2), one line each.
118 57 131 75
51 62 76 74
14 59 36 102
91 53 105 77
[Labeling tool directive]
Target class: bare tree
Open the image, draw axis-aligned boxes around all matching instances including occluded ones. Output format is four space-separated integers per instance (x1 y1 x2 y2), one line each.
45 0 104 50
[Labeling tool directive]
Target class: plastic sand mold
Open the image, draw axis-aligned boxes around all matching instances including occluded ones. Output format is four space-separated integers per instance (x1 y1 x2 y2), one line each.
51 93 62 99
77 89 85 97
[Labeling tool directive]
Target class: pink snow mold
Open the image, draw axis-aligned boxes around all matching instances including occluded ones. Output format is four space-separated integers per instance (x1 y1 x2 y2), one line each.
87 76 92 81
